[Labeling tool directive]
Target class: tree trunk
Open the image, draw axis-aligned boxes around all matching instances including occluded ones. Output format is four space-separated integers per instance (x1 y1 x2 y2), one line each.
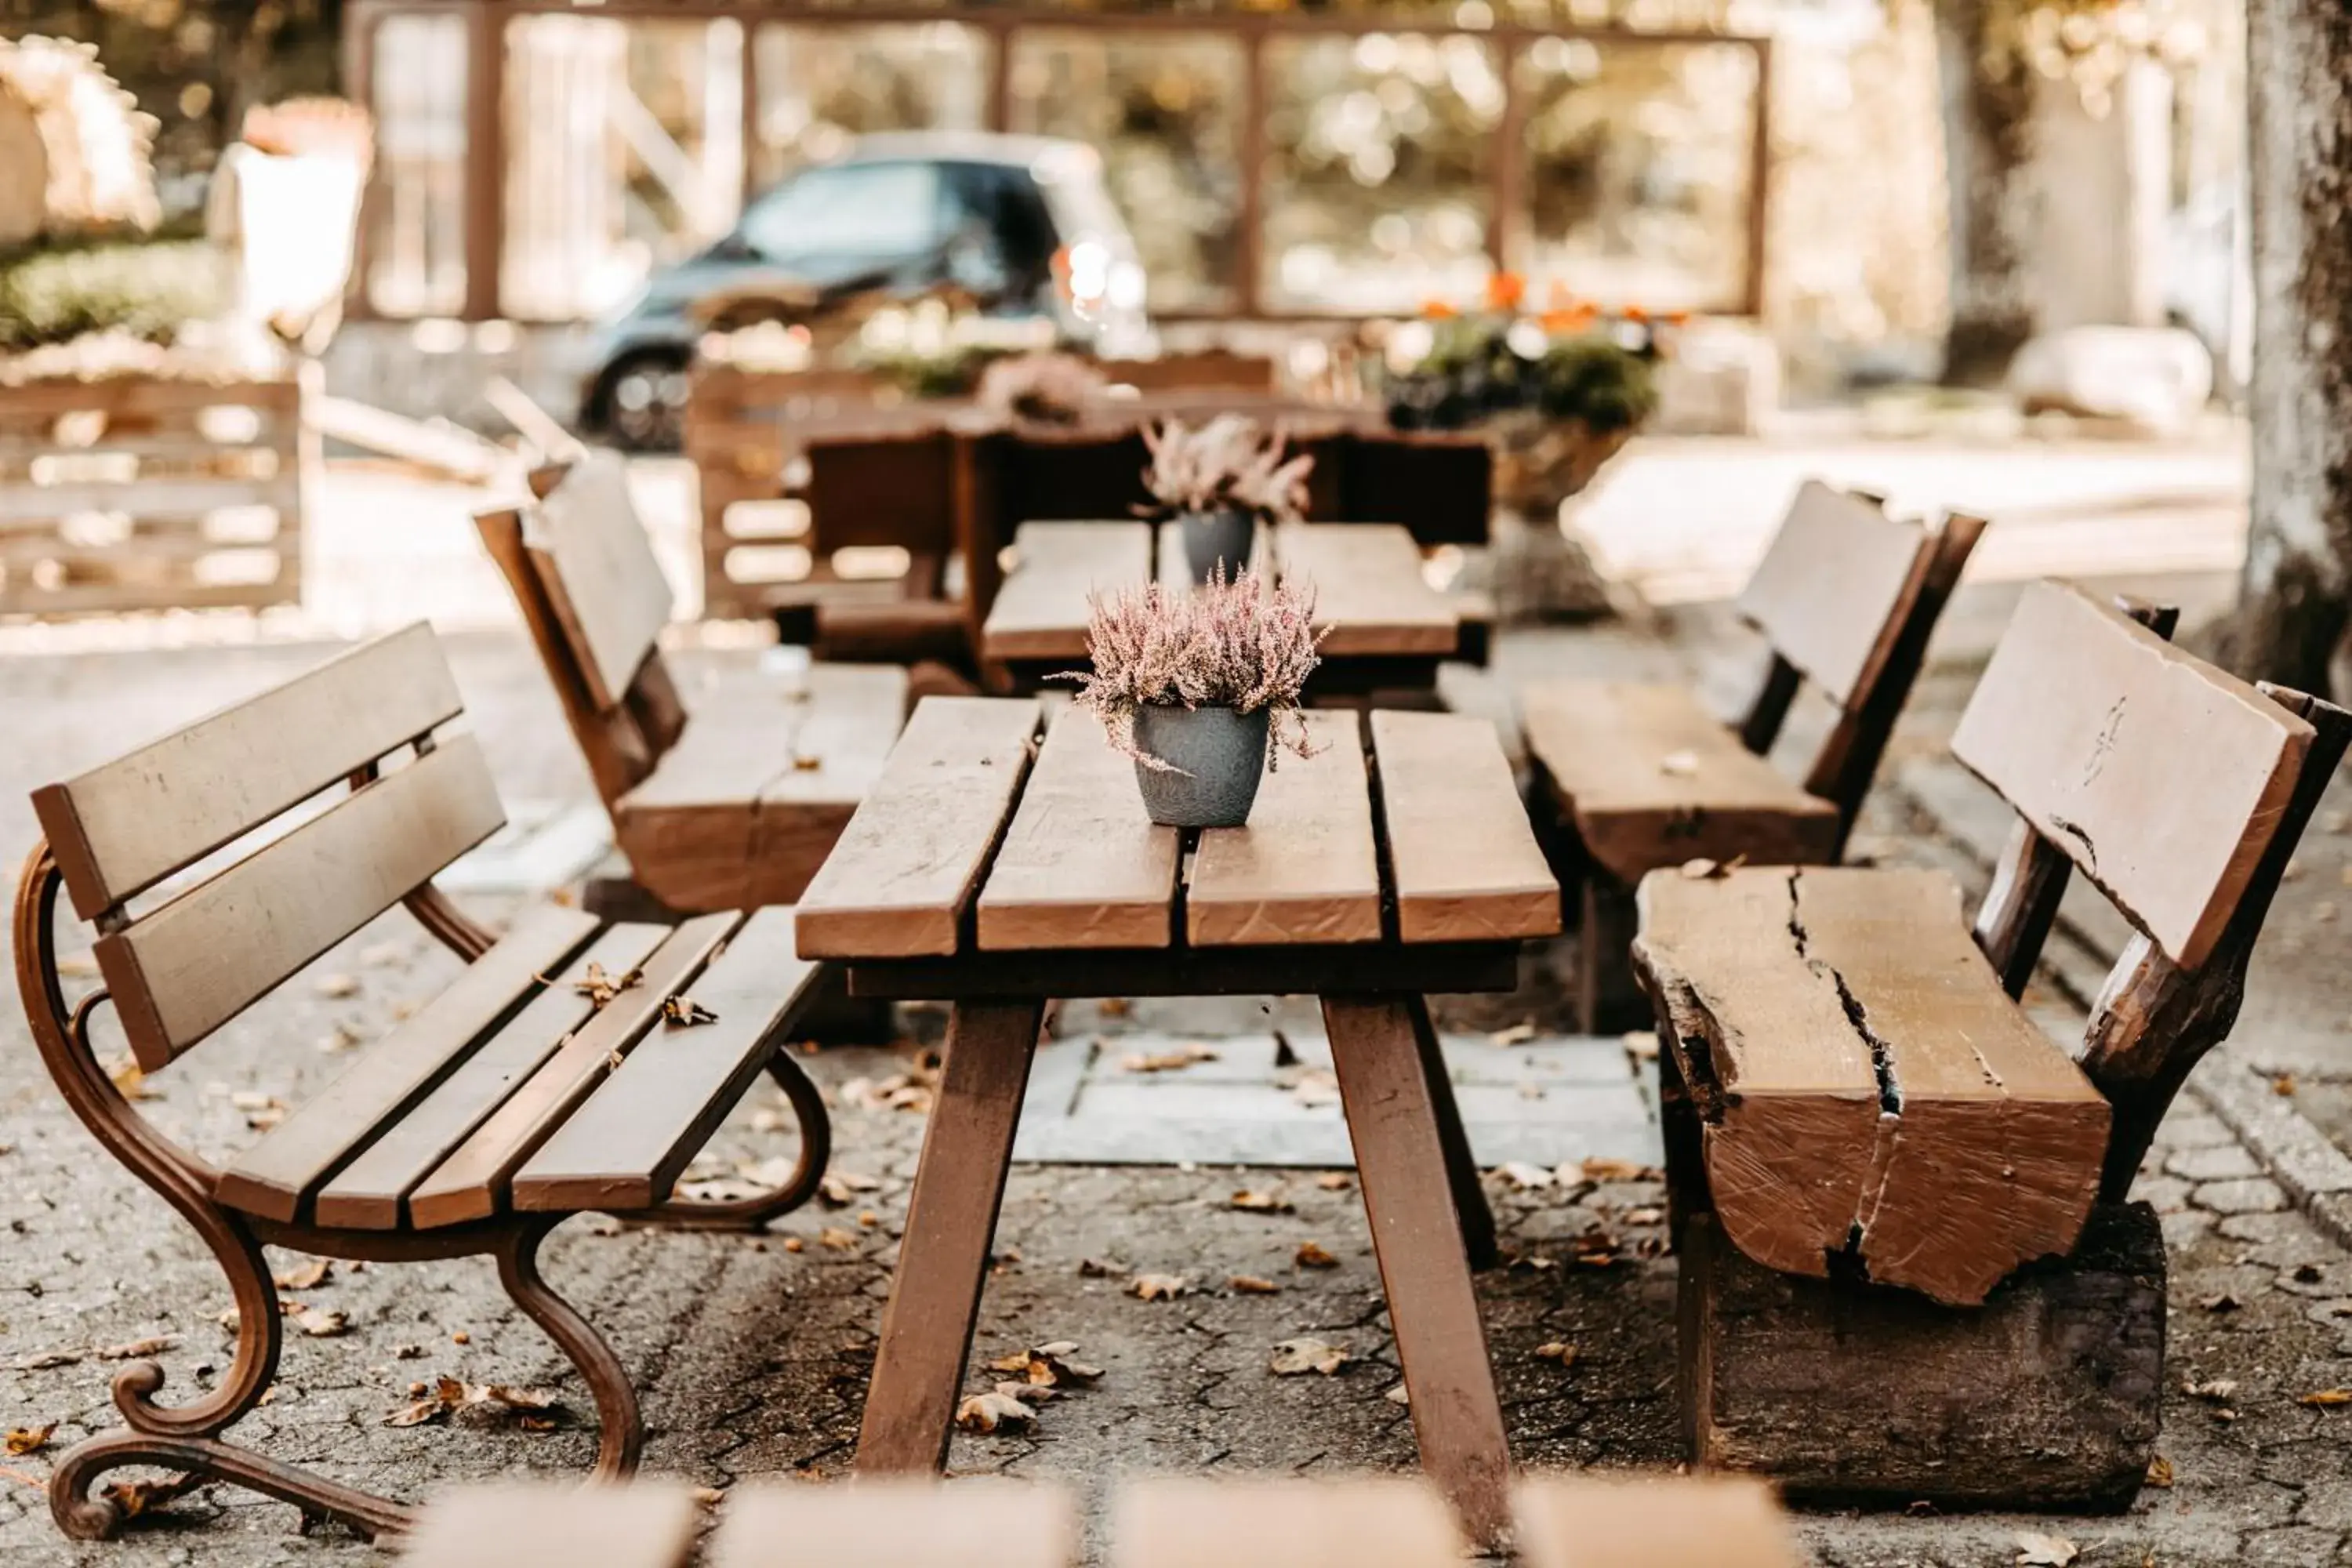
2230 0 2352 695
1935 0 2037 383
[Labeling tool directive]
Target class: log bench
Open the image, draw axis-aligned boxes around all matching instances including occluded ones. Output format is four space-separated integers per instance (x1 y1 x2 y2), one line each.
477 456 910 920
16 623 835 1541
1523 480 1986 1032
1630 579 2351 1507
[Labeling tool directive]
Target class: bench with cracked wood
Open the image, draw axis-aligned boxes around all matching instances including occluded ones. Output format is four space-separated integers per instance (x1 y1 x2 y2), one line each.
476 456 912 920
1630 579 2351 1509
1521 480 1987 1033
397 1472 1797 1568
16 622 836 1542
793 699 1558 1548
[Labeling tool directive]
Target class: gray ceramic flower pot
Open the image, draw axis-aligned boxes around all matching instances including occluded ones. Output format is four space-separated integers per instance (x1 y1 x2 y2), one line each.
1179 509 1256 583
1131 703 1270 828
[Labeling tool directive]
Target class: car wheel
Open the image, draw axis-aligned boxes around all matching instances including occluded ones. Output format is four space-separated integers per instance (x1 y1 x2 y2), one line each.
601 350 691 452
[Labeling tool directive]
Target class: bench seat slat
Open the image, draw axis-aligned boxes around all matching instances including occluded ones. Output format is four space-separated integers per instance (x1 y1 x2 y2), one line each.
1522 678 1839 886
1634 865 2107 1307
406 913 742 1229
213 904 604 1222
976 710 1180 951
1186 710 1381 947
795 697 1040 959
34 622 463 920
1513 1475 1798 1568
513 909 823 1213
710 1479 1075 1568
1370 710 1559 943
96 736 507 1072
397 1482 701 1568
1112 1476 1465 1568
312 924 673 1229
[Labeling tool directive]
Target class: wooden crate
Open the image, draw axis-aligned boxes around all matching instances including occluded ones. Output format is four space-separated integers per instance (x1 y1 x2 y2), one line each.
0 365 314 618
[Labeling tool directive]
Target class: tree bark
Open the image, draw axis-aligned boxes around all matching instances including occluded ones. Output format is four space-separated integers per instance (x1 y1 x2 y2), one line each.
1935 0 2038 383
2230 0 2352 696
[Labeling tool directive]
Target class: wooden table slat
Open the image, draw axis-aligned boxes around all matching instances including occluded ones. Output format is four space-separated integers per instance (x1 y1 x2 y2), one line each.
1275 522 1456 657
1187 709 1381 946
1371 710 1561 943
982 521 1152 663
975 710 1180 951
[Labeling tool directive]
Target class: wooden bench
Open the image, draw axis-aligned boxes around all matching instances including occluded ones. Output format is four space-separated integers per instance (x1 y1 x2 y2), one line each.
17 623 837 1541
476 456 909 918
1631 579 2350 1507
397 1473 1795 1568
1523 480 1987 1031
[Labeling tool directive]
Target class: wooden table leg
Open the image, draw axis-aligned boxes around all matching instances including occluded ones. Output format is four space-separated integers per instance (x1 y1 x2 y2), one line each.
856 997 1046 1473
1406 993 1497 1270
1323 994 1512 1549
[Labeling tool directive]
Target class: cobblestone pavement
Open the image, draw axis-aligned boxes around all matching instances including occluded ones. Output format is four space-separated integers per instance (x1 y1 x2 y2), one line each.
6 618 2352 1566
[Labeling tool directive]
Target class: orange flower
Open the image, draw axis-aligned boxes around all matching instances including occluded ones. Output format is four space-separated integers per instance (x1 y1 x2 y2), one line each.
1540 303 1599 333
1421 299 1460 321
1623 303 1650 323
1664 310 1693 327
1545 280 1579 310
1484 271 1526 311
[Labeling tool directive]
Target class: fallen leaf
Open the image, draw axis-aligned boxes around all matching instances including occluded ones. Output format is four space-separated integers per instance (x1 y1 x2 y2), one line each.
569 963 642 1008
1269 1337 1350 1376
11 1349 81 1370
1128 1273 1191 1301
384 1377 564 1430
662 995 717 1028
1676 857 1722 879
106 1056 158 1102
1294 1240 1340 1270
1494 1161 1554 1191
1077 1257 1129 1278
1580 1156 1658 1182
782 1237 804 1254
94 1335 176 1362
2199 1291 2242 1313
2013 1531 2078 1566
1286 1069 1341 1109
1535 1341 1578 1364
2145 1454 2174 1488
314 1024 361 1054
1657 750 1699 778
1122 1044 1219 1074
5 1423 55 1455
1229 1189 1293 1214
2183 1377 2238 1402
954 1389 1034 1433
791 753 823 771
1621 1030 1660 1061
451 1330 470 1345
2299 1388 2352 1407
1229 1275 1282 1295
2275 1073 2299 1097
1622 1207 1666 1225
102 1474 202 1520
314 973 360 1000
1487 1022 1537 1047
1315 1173 1352 1192
1097 998 1134 1018
988 1342 1103 1388
818 1227 859 1250
292 1305 348 1338
818 1171 882 1207
1385 1383 1410 1406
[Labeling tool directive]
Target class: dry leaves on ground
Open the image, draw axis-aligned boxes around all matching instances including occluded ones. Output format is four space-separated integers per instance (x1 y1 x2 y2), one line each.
2299 1388 2352 1407
568 963 641 1008
839 1059 940 1115
662 995 717 1028
817 1227 860 1251
1122 1044 1219 1074
1294 1240 1340 1270
953 1388 1036 1434
314 973 361 1000
818 1171 881 1207
5 1423 55 1455
1495 1161 1555 1191
11 1349 82 1370
1384 1383 1410 1406
1128 1272 1191 1301
385 1377 564 1431
315 1023 362 1054
1078 1257 1130 1278
1487 1022 1537 1047
101 1474 204 1520
1229 1190 1292 1214
274 1259 332 1291
106 1056 158 1102
988 1341 1102 1388
2145 1454 2174 1488
1282 1068 1341 1109
1315 1173 1352 1192
2183 1377 2238 1402
1229 1275 1282 1295
93 1335 176 1362
1580 1156 1660 1182
2013 1532 2078 1566
292 1305 348 1338
1269 1338 1350 1376
231 1091 288 1130
2200 1291 2242 1313
1535 1341 1577 1365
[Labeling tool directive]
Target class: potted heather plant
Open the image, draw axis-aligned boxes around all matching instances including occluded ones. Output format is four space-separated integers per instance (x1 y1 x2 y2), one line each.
1139 414 1312 584
1059 568 1324 828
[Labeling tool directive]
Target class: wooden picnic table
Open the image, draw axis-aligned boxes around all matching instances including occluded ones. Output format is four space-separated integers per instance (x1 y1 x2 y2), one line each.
979 521 1461 695
792 697 1561 1548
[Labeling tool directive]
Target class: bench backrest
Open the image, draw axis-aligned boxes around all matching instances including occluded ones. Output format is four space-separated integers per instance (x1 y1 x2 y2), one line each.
32 622 503 1073
1953 579 2314 971
804 425 960 557
1102 349 1278 394
476 463 688 808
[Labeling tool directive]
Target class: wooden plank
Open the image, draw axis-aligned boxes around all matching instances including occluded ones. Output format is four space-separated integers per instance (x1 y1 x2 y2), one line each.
513 909 822 1213
858 999 1046 1472
795 697 1040 960
0 375 299 420
0 474 287 524
1521 678 1840 887
975 710 1179 951
524 453 674 711
1114 1477 1465 1568
311 924 671 1229
1186 710 1380 946
95 738 506 1072
397 1482 699 1568
1513 1475 1798 1568
1733 480 1930 708
309 394 512 487
32 622 463 919
1950 579 2314 969
406 913 742 1229
980 521 1152 663
1633 865 2107 1307
711 1478 1074 1568
1370 711 1558 944
1323 996 1512 1548
1274 522 1457 657
216 904 603 1222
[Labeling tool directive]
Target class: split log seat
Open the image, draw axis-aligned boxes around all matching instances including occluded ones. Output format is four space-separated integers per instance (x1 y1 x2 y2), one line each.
18 622 835 1542
1629 579 2351 1508
1524 481 1986 1031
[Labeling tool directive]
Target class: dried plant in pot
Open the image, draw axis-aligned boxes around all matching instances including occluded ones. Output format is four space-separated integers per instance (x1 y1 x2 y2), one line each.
1058 569 1325 828
1140 414 1312 584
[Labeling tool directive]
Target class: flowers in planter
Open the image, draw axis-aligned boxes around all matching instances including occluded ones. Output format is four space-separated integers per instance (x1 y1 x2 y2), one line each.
1385 273 1671 435
1058 568 1325 773
1139 414 1313 524
975 350 1107 426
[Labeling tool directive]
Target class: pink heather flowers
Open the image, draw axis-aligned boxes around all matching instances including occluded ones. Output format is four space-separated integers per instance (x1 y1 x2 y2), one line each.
1139 415 1313 522
1058 568 1326 770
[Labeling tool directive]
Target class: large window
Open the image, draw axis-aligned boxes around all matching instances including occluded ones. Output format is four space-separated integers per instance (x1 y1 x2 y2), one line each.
365 10 470 317
750 23 992 188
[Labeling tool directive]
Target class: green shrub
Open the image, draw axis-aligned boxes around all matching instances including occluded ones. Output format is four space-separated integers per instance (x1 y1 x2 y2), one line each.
0 240 227 354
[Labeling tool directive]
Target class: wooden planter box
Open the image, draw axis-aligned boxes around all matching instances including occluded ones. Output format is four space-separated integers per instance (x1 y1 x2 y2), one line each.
0 364 315 618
